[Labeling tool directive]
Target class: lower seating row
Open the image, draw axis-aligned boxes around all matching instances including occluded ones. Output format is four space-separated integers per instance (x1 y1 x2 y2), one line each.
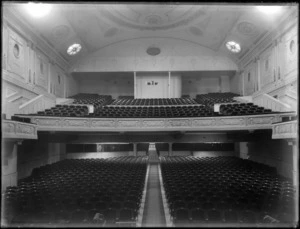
3 157 147 226
160 156 295 225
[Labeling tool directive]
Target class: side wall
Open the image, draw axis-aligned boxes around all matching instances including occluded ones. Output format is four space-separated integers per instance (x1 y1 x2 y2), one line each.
182 74 232 97
17 141 66 180
2 10 79 118
233 9 298 110
238 140 294 180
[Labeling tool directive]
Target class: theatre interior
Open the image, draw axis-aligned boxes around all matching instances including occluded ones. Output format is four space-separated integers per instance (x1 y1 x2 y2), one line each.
1 2 299 228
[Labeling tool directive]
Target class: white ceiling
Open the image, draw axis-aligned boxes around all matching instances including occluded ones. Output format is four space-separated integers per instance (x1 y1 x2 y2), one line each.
8 3 293 65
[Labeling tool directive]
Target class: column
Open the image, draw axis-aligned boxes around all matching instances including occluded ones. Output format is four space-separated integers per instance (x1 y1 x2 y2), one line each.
168 71 171 98
133 143 137 157
256 57 261 91
2 140 20 191
288 140 298 223
242 71 245 96
287 140 298 187
134 71 137 99
239 142 249 159
168 143 172 156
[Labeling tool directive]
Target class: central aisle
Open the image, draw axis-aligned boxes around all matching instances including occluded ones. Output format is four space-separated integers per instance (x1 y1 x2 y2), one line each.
142 147 166 227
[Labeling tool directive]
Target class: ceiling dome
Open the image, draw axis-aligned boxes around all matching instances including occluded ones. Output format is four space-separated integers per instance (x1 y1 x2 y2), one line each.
99 4 207 30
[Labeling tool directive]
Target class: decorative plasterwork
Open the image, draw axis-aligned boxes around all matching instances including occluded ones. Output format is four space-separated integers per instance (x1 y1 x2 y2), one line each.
272 120 298 139
3 9 70 72
2 70 56 101
99 6 208 31
16 113 295 133
238 8 297 67
237 21 257 36
2 120 38 139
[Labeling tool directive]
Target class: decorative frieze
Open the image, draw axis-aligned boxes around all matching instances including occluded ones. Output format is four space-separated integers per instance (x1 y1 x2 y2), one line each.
117 120 140 128
32 118 61 126
192 119 216 126
218 118 245 126
142 120 165 127
167 119 190 127
16 124 35 135
63 119 90 127
247 116 273 125
91 120 115 128
272 120 297 139
15 113 295 133
2 120 37 139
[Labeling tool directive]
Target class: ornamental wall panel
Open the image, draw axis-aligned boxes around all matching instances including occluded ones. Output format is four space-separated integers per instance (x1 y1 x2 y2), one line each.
260 46 275 89
2 23 8 71
244 62 257 96
50 64 65 97
279 26 298 81
27 46 35 85
7 28 27 82
35 49 49 91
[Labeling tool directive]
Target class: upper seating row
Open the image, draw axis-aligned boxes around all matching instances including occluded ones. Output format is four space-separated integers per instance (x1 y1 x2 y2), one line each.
89 105 214 118
13 93 283 118
109 98 197 106
36 105 89 117
195 92 239 106
219 103 272 116
118 96 134 99
70 94 113 109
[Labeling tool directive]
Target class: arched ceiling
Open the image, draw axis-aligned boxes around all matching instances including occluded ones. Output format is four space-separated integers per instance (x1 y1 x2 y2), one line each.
9 3 293 65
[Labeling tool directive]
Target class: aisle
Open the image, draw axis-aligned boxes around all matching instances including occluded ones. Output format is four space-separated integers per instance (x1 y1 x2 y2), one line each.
142 149 166 227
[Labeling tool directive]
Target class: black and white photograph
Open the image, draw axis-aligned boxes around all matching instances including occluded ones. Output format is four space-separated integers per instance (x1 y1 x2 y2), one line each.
1 1 299 228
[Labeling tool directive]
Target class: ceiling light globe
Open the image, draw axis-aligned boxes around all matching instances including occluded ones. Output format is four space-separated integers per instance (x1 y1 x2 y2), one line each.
257 6 282 14
25 2 52 18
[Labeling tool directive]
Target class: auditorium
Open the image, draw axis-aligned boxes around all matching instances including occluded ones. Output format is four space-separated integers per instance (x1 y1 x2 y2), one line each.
1 2 298 227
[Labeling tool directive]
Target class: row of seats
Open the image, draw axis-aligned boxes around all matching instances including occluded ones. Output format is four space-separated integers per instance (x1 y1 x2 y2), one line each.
195 92 239 106
3 157 147 226
10 116 31 124
181 95 190 98
89 106 217 118
17 92 280 118
109 98 198 106
35 105 89 117
69 94 113 110
219 103 272 116
118 96 134 99
160 156 295 225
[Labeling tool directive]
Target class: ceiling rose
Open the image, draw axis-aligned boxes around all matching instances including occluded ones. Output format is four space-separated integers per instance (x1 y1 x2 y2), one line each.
189 26 204 36
237 21 257 36
104 28 119 37
144 15 163 26
146 46 161 56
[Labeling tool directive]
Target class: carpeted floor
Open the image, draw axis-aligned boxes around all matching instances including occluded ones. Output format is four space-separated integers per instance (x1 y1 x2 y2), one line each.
142 152 166 227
